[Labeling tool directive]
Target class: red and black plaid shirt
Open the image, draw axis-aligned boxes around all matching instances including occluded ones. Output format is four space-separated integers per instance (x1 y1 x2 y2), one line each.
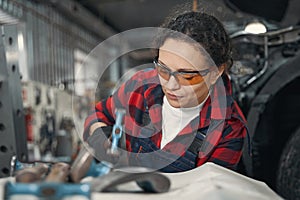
84 69 248 170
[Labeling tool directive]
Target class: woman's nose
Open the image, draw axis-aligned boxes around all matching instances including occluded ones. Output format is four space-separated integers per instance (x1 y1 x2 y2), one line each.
165 75 180 90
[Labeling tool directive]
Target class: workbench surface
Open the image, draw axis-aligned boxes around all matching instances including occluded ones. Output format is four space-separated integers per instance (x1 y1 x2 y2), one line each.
1 162 283 200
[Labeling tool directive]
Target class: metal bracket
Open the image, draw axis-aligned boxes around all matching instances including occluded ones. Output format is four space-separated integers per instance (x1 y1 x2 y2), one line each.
0 24 28 178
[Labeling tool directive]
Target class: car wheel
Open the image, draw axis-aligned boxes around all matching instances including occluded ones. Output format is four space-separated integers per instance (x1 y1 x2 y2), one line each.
276 126 300 199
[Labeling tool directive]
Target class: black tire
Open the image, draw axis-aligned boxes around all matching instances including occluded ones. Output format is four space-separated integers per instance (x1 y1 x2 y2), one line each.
276 127 300 200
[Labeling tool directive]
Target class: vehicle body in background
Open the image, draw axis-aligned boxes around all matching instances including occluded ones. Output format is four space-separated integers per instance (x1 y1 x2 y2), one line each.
225 0 300 198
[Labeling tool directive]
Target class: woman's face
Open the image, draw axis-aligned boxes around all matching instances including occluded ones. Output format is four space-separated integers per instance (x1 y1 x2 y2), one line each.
158 38 222 108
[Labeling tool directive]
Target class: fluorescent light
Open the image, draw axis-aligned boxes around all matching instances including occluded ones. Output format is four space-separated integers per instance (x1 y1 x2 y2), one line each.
245 22 267 34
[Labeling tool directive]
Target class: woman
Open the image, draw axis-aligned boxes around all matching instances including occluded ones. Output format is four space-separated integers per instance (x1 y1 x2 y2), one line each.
84 11 248 172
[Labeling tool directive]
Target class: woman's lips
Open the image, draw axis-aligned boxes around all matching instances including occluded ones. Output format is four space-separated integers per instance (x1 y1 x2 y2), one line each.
166 92 183 100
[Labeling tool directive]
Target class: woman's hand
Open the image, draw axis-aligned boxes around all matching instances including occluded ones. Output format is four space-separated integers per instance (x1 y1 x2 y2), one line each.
89 122 108 136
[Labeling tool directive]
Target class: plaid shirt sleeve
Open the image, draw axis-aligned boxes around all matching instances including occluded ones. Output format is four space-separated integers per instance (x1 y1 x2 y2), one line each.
196 94 248 170
83 69 156 141
196 75 248 170
83 95 114 141
83 77 130 141
201 119 247 170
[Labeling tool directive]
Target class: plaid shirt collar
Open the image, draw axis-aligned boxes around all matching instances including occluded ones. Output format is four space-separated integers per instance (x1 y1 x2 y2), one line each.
145 74 234 137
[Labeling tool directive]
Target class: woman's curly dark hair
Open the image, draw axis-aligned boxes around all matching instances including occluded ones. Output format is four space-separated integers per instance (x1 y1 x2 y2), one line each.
155 11 233 72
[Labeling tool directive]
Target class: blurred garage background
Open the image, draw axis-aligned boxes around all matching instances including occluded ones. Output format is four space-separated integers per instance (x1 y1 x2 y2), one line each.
0 0 299 199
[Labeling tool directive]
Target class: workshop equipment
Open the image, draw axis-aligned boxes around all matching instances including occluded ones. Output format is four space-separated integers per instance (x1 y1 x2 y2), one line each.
4 107 170 199
10 156 23 177
4 181 91 200
5 169 170 200
11 156 50 183
13 162 68 184
5 155 170 200
70 144 170 193
70 145 111 183
4 162 91 200
0 25 28 178
44 162 70 183
90 168 171 193
15 163 49 183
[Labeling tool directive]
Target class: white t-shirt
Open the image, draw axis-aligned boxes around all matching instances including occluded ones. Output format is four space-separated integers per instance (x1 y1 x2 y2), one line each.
161 95 208 148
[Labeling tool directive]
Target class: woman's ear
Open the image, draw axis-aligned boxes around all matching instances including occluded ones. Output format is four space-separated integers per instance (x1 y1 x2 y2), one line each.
218 64 225 77
209 64 225 85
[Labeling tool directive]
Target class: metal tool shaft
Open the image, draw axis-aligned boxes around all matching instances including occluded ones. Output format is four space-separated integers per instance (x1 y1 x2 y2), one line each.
107 108 126 156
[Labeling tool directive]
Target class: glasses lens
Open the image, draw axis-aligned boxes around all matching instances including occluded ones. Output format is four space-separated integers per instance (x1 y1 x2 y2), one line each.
177 73 204 85
156 62 170 80
155 60 207 85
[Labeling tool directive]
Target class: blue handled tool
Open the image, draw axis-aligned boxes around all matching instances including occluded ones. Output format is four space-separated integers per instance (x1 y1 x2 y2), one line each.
4 181 91 200
107 108 126 156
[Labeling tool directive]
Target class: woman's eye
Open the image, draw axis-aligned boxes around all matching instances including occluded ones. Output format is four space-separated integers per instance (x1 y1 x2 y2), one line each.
181 73 198 80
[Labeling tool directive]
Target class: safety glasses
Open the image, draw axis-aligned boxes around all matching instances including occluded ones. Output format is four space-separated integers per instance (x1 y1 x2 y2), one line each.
154 59 211 85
